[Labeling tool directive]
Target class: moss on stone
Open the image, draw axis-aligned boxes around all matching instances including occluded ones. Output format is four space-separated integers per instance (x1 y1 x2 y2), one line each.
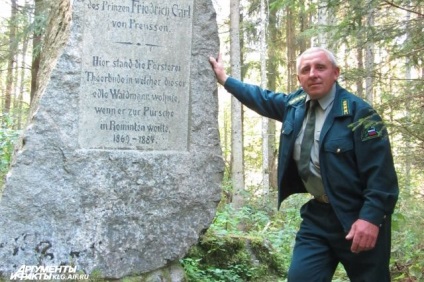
183 232 287 281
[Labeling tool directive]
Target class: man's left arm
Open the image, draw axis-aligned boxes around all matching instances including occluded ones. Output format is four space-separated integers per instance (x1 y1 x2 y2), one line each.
346 107 399 253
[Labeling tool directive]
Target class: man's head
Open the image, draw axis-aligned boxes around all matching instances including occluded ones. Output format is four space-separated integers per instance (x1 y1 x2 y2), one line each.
296 47 340 100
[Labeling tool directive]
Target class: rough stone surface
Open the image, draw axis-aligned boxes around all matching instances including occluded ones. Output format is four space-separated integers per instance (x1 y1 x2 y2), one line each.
0 0 222 279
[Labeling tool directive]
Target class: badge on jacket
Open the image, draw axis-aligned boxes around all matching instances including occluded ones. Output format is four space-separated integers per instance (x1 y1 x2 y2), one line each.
289 93 307 105
342 99 350 115
361 123 384 141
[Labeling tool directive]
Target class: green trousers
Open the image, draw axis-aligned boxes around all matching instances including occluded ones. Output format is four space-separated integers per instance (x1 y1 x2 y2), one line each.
288 199 391 282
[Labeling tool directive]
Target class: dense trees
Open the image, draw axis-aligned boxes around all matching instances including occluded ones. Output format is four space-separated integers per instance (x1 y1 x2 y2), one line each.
217 0 423 198
0 0 50 128
208 0 423 280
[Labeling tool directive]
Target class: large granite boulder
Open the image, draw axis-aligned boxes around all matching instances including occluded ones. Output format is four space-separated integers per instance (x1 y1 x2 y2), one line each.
0 0 223 279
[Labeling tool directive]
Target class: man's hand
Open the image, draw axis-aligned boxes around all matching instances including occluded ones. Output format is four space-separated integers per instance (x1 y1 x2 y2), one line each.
345 219 379 253
209 53 228 85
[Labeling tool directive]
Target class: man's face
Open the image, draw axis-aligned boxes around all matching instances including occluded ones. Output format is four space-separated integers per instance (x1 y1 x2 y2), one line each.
297 50 340 100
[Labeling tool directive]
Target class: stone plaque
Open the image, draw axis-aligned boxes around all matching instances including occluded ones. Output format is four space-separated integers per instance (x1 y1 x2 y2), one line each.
79 0 193 150
0 0 223 279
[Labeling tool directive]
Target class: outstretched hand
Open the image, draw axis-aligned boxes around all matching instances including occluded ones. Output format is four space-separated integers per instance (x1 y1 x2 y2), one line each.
345 219 379 253
209 53 228 85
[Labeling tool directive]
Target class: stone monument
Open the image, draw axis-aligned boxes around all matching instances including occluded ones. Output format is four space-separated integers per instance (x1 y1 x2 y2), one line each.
0 0 223 279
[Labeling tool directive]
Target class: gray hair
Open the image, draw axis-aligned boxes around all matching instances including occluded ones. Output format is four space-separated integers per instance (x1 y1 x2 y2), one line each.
296 47 338 74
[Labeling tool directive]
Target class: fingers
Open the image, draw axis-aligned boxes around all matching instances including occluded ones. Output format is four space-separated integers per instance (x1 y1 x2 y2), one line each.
346 219 379 254
208 53 227 85
350 232 362 254
350 234 376 253
345 225 361 253
209 53 221 67
345 227 354 240
209 56 217 65
216 52 222 63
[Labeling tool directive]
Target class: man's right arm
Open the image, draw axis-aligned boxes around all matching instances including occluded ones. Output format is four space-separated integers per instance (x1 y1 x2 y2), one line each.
209 53 289 121
209 54 228 85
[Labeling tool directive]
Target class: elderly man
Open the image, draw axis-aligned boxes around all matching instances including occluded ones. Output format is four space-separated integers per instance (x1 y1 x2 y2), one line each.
209 47 398 281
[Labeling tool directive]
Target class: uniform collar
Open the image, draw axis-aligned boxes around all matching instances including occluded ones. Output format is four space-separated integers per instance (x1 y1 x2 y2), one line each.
305 83 336 110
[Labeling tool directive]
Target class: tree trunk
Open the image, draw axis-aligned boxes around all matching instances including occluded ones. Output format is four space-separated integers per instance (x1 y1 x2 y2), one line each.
314 0 328 47
230 0 245 209
356 47 364 98
30 0 44 104
16 1 31 129
4 0 18 117
298 0 309 53
267 2 279 191
365 0 375 104
404 1 412 190
260 0 269 197
286 5 297 92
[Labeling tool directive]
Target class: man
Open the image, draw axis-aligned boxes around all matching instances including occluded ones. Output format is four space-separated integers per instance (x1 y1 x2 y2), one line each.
209 47 398 281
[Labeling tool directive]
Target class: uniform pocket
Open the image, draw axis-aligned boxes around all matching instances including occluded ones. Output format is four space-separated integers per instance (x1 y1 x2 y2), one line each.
324 138 353 153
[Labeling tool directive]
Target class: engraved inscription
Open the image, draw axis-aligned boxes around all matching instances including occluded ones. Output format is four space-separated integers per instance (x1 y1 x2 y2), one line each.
79 0 193 151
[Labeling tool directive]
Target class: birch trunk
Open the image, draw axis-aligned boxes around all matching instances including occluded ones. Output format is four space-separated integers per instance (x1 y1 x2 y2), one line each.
4 0 18 116
260 0 269 197
230 0 245 209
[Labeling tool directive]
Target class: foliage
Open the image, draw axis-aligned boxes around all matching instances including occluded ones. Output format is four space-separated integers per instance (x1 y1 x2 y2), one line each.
182 178 298 282
181 202 291 281
29 6 49 59
0 115 20 188
390 192 424 281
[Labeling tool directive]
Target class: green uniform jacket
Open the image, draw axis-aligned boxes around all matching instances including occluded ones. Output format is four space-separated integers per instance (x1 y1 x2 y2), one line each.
224 77 399 232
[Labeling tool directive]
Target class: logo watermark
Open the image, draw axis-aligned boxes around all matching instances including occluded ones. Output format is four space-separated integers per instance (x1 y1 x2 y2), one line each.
10 265 89 281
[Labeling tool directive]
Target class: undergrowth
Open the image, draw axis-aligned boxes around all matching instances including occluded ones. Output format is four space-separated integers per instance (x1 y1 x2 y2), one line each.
181 178 424 282
0 115 21 189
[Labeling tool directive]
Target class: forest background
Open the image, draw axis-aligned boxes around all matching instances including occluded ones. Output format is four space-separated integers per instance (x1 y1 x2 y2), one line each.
0 0 422 281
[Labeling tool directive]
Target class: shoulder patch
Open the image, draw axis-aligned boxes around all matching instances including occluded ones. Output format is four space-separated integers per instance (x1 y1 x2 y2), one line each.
289 93 307 105
361 126 382 141
341 99 350 115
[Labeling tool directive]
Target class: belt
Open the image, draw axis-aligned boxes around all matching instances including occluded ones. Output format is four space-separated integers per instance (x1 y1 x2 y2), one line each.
314 194 330 204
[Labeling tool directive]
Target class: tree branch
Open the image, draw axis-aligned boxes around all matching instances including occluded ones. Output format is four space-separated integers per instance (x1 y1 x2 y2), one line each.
382 0 424 17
